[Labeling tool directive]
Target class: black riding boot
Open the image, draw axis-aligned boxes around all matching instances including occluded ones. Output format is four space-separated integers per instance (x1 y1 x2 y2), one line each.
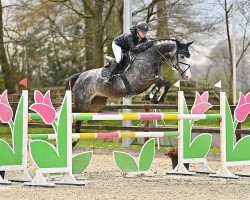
105 61 118 83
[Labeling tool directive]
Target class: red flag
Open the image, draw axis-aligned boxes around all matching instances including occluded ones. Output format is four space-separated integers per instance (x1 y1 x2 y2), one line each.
19 78 28 87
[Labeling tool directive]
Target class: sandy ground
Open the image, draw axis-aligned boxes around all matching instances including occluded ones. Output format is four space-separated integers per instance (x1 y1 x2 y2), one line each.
1 150 250 200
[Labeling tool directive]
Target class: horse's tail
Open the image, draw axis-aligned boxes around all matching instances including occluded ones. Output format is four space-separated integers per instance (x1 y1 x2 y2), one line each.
65 73 81 90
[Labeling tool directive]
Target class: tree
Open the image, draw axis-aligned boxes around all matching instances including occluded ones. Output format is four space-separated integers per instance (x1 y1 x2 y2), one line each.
5 0 87 87
58 0 116 69
210 0 250 102
156 0 169 38
0 0 16 93
1 0 122 88
206 37 250 94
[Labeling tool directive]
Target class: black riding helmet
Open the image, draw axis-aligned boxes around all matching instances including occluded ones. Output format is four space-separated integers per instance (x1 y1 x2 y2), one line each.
136 22 149 32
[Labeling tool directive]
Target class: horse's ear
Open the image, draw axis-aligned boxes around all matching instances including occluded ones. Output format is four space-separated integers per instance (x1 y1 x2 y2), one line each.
176 40 181 48
187 41 194 47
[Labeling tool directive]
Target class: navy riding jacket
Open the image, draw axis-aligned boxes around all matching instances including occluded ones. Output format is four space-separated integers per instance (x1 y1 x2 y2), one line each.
114 26 148 53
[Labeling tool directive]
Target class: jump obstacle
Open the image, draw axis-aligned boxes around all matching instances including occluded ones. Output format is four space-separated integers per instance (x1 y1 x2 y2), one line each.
29 131 180 140
0 91 31 184
0 89 250 186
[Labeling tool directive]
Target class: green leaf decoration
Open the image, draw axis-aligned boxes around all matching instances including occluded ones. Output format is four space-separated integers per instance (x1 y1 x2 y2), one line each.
113 151 138 173
182 94 212 159
29 94 68 168
188 134 212 158
138 138 155 171
233 137 250 160
224 97 250 162
72 151 93 174
0 94 24 166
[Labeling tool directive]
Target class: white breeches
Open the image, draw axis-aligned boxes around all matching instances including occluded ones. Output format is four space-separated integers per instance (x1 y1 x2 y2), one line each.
112 41 122 63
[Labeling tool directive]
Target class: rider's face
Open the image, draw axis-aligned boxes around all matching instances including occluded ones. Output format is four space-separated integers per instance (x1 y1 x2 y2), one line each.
137 30 147 38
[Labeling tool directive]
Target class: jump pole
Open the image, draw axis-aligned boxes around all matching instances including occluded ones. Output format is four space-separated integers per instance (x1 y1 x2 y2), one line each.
209 92 239 179
29 131 180 140
122 0 132 148
29 113 221 121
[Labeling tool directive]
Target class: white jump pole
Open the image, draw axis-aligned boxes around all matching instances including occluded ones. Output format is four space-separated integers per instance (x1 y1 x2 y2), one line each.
232 0 237 105
122 0 133 148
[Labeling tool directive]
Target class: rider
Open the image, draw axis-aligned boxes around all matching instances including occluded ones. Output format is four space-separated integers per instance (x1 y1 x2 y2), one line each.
105 22 152 82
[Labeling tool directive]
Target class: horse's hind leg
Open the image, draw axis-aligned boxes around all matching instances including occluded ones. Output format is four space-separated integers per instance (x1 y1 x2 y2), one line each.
72 120 83 148
72 96 108 148
71 93 94 148
0 170 5 179
72 98 90 147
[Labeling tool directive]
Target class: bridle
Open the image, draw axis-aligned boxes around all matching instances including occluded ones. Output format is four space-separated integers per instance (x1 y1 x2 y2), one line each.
173 51 191 76
154 46 191 76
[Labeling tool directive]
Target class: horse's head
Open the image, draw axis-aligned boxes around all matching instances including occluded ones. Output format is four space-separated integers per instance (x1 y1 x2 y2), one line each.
153 39 193 81
176 40 193 58
172 40 193 81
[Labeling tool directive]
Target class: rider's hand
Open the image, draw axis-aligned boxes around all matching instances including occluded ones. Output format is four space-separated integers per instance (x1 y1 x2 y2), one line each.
129 50 134 60
145 41 154 48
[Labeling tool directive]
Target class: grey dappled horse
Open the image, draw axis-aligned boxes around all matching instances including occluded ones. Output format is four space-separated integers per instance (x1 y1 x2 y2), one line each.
66 39 193 146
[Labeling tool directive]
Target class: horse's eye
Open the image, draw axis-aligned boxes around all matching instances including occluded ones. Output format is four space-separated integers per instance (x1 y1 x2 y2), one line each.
180 55 184 59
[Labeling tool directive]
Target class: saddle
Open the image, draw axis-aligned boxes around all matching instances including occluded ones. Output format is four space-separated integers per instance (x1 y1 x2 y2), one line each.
101 53 130 78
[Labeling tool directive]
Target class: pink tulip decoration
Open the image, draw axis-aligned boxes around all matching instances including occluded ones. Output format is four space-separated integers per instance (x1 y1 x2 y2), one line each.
0 90 13 123
30 90 56 124
191 91 213 114
234 92 250 122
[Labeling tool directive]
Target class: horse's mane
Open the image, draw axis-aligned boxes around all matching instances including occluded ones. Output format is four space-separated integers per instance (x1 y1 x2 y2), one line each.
151 38 177 52
153 38 177 42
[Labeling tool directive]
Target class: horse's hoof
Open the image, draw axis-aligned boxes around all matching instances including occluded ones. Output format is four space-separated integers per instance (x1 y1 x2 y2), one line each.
72 140 79 148
141 94 150 101
0 171 5 179
151 98 159 104
159 98 165 103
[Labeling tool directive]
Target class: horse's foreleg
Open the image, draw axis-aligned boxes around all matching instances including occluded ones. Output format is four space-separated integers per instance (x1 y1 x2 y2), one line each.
142 80 163 102
150 80 164 104
158 80 171 103
147 79 171 104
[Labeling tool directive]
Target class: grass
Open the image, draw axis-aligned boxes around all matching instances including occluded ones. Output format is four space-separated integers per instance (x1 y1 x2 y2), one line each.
0 124 221 154
76 138 144 150
0 126 54 144
209 147 220 154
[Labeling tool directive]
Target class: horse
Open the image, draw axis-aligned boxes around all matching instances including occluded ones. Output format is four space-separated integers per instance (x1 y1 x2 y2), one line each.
66 39 193 146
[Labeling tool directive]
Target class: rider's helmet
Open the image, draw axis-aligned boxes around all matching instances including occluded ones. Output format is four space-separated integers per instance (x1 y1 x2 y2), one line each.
136 22 149 32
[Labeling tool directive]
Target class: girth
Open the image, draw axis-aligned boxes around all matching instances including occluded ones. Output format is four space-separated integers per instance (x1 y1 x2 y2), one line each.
120 75 134 96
